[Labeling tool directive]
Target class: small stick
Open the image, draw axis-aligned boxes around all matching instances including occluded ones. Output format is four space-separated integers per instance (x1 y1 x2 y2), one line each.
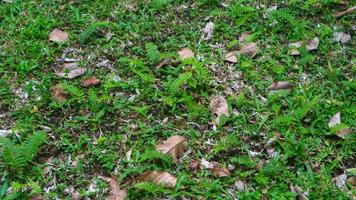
333 6 356 18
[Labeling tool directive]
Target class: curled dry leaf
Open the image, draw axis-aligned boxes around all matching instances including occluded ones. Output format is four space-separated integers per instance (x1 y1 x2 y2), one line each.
328 112 351 138
178 48 194 60
200 159 231 177
224 51 238 63
240 42 258 57
290 37 319 55
189 159 200 170
49 28 69 43
239 32 251 43
155 135 187 162
333 32 351 44
82 77 101 87
138 171 177 189
107 178 127 200
210 95 229 124
202 21 214 40
268 81 293 91
51 86 68 102
55 62 87 79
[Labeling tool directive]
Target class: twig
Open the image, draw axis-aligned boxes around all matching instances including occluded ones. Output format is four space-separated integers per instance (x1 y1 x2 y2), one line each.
333 6 356 18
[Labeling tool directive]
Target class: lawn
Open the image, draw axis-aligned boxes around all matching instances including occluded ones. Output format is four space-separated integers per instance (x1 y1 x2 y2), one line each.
0 0 355 199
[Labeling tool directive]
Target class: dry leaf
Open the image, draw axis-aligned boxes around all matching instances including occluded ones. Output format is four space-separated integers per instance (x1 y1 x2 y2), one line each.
202 21 214 40
333 174 347 189
329 112 341 128
289 37 319 55
306 37 319 51
268 81 293 91
49 28 69 43
55 62 87 79
224 51 238 63
0 130 12 137
30 196 44 200
189 159 200 170
212 166 230 177
82 77 101 87
333 32 351 44
138 171 177 189
51 86 68 102
210 95 229 124
234 180 245 191
239 32 251 43
107 178 127 200
240 42 258 57
290 184 308 200
178 48 194 60
156 135 187 162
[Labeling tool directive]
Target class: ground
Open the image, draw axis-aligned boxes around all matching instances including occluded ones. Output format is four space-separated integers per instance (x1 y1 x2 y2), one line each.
0 0 355 199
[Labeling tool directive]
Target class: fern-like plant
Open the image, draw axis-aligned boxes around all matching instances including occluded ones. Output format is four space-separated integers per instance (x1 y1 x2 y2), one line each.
0 132 47 171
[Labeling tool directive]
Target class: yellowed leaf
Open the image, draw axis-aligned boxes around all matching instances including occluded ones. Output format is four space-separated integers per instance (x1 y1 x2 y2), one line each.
156 135 187 162
49 28 68 43
107 178 127 200
138 171 177 189
178 48 194 60
210 95 229 124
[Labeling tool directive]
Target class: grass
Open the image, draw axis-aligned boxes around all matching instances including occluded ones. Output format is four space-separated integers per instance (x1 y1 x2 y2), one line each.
0 0 355 199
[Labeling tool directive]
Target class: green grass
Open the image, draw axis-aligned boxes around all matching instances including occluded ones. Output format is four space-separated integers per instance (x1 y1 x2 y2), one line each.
0 0 355 199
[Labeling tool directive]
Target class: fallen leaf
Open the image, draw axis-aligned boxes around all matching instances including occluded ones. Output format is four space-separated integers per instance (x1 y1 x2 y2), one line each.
202 21 214 40
210 95 229 124
239 32 251 43
51 86 68 102
290 184 308 200
289 37 319 55
178 48 194 60
224 51 238 63
333 174 347 189
55 62 87 79
107 178 127 200
189 159 200 170
255 160 264 170
0 130 12 137
200 158 215 169
49 28 68 43
306 37 319 51
30 196 44 200
234 180 245 191
268 81 293 91
333 32 351 44
347 177 356 186
82 77 101 87
138 171 177 189
328 112 341 128
212 165 231 177
156 135 187 162
240 42 258 57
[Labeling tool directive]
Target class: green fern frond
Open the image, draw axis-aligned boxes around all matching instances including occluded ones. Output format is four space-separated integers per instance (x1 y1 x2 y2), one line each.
214 134 241 154
0 132 47 171
59 83 84 101
145 42 160 64
139 150 172 164
134 182 166 195
79 21 111 44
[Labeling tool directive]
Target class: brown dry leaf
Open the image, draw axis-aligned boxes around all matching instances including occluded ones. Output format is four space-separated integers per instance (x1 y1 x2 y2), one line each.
51 86 68 102
328 112 351 138
30 196 44 200
239 32 251 43
155 135 187 162
82 77 101 87
178 48 194 60
306 37 319 51
240 42 258 57
333 32 351 44
55 62 87 79
138 171 177 189
189 159 200 170
268 81 293 91
202 21 214 40
333 6 356 18
49 28 69 43
210 95 229 124
290 184 308 200
289 37 319 55
107 178 127 200
212 165 231 177
224 51 238 63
